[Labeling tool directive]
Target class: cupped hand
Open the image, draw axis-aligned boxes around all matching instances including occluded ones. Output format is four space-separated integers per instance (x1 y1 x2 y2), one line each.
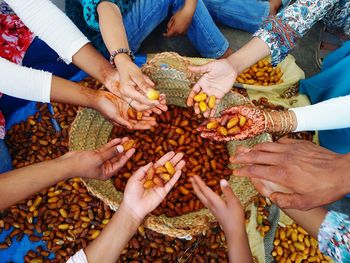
95 90 157 129
61 138 135 180
187 59 237 117
230 137 350 210
122 152 186 219
198 105 266 141
190 175 245 233
163 8 193 37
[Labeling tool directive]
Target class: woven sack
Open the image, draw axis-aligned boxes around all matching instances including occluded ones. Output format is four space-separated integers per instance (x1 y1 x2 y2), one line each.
69 52 272 239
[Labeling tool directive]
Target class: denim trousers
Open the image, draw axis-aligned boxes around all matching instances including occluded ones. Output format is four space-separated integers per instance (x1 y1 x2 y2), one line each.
0 139 12 173
203 0 291 33
67 0 229 58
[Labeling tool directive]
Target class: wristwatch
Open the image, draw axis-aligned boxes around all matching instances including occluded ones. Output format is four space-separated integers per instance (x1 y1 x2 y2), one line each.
109 48 135 68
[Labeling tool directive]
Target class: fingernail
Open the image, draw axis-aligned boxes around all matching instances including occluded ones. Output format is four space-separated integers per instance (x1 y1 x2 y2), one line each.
116 145 124 153
220 179 229 187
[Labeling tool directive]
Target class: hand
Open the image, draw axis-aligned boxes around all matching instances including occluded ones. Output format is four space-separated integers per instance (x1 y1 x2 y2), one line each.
190 175 245 233
122 152 186 219
230 137 350 210
198 105 266 141
94 90 157 129
163 8 193 37
115 58 165 112
61 138 135 180
187 59 237 117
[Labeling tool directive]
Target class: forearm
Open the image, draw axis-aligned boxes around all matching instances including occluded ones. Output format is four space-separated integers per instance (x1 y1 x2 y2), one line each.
291 95 350 132
84 204 142 263
227 37 270 74
50 76 99 109
98 2 129 55
226 226 254 263
283 208 327 238
183 0 197 15
0 158 72 210
72 43 116 85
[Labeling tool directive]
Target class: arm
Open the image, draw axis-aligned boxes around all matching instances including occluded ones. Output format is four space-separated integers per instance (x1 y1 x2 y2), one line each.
190 176 253 263
82 152 185 263
96 2 163 112
0 138 134 211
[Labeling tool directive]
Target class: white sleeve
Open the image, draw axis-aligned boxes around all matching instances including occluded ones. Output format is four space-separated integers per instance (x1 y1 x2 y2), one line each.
6 0 89 64
0 58 52 103
66 249 88 263
291 95 350 132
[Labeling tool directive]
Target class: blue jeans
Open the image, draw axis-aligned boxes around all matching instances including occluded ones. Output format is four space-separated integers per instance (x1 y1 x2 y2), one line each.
0 139 12 173
203 0 270 33
203 0 291 33
67 0 229 58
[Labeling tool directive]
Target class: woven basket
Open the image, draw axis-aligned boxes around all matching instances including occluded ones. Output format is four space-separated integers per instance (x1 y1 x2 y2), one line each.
69 52 272 239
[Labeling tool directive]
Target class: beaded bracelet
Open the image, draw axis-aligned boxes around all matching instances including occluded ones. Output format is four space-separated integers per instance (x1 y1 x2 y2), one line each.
109 48 135 68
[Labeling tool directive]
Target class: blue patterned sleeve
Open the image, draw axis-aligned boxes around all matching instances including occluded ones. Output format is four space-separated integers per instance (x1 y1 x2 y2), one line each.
318 210 350 262
253 0 339 66
82 0 115 31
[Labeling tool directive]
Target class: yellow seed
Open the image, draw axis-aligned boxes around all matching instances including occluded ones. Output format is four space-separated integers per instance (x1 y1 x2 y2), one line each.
90 230 101 240
155 166 167 174
165 247 174 253
304 236 310 247
59 208 68 218
293 242 305 251
297 226 308 235
122 140 135 151
208 95 216 109
147 89 160 100
143 180 154 189
194 92 207 102
279 229 286 241
199 101 207 112
165 161 175 175
33 196 43 207
307 256 318 262
239 115 247 127
137 111 143 121
81 216 90 223
160 173 171 182
102 219 110 225
291 231 298 242
206 120 219 130
310 237 318 248
297 233 304 243
276 246 283 256
217 126 228 136
227 116 239 129
58 224 69 230
246 79 255 84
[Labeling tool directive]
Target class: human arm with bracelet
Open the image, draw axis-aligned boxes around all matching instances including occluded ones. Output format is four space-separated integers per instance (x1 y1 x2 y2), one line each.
94 1 167 114
67 152 186 263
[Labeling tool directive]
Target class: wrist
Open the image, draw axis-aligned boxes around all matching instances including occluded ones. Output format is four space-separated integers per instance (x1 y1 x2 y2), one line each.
118 202 144 226
225 221 247 243
54 154 78 180
114 53 132 67
265 110 295 133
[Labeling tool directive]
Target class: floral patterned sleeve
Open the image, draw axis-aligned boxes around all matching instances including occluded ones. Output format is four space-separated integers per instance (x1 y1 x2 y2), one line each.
253 0 339 66
318 210 350 262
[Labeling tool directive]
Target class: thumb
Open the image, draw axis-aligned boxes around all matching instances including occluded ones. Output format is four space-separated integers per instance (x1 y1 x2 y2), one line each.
220 179 239 206
98 143 124 163
188 64 210 74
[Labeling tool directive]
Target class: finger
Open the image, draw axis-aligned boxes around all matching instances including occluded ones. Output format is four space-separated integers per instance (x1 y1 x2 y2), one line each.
220 179 240 207
175 159 186 170
170 152 184 167
190 177 210 206
98 140 126 162
151 107 162 115
164 169 182 193
155 151 175 166
167 16 175 30
126 89 156 107
163 26 175 37
230 151 285 165
143 75 155 87
186 83 201 107
235 146 251 154
98 138 122 152
109 148 136 175
110 147 134 164
188 64 210 74
203 109 210 118
129 120 157 130
132 162 153 181
269 192 305 210
128 100 154 112
250 178 274 198
113 115 133 129
277 137 302 145
194 102 200 115
209 99 220 117
251 141 289 153
234 165 288 186
192 175 223 206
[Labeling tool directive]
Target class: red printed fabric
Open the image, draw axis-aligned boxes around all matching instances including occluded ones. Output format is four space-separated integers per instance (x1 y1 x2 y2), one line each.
0 13 35 139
